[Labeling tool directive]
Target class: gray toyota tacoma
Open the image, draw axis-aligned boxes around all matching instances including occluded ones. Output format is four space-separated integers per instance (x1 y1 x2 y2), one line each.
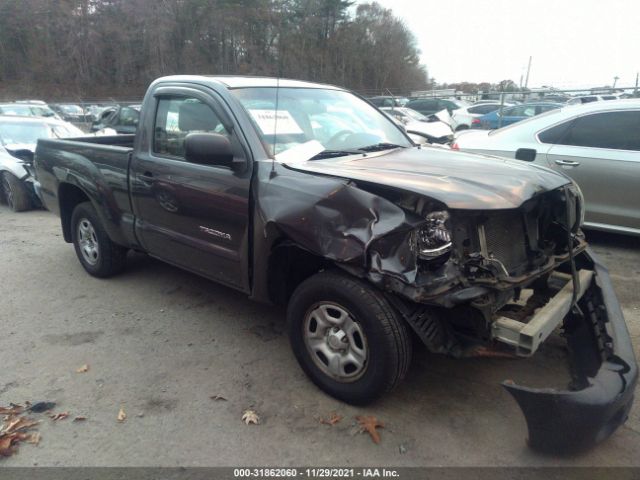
34 76 637 453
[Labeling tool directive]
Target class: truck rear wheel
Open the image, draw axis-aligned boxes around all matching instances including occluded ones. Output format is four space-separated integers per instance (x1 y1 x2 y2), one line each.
287 271 412 405
71 201 127 277
1 172 32 212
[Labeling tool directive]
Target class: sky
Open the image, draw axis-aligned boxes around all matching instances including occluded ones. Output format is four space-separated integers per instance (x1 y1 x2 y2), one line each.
372 0 640 89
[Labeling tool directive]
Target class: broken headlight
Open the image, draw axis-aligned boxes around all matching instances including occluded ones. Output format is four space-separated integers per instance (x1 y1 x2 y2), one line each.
417 211 452 259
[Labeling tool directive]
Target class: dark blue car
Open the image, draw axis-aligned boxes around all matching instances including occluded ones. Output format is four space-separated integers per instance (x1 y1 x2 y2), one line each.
474 102 562 129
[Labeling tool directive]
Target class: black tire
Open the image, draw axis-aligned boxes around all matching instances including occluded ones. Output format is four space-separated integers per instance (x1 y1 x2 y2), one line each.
70 201 127 277
1 172 32 212
287 270 412 405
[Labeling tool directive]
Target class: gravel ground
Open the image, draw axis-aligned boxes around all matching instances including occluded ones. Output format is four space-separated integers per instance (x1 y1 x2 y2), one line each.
1 206 638 467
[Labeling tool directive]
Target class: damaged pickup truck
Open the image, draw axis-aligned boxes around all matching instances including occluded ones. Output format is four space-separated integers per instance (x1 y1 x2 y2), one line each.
34 76 637 453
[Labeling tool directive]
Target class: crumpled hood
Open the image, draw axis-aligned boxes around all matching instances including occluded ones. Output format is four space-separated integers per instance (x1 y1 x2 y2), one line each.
5 143 36 153
285 146 570 209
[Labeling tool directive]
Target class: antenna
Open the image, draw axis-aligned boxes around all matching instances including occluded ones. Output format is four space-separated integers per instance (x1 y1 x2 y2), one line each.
385 87 396 111
271 76 280 177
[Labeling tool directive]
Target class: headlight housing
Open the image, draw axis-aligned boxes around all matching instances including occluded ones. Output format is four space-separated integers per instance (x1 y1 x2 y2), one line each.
417 211 452 259
568 181 585 229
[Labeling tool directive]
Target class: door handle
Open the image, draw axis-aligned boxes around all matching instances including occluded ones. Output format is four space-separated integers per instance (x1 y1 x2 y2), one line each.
139 171 154 184
555 159 580 167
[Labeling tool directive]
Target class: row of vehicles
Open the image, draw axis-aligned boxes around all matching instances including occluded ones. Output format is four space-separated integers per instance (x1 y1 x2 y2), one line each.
1 76 637 454
0 99 141 129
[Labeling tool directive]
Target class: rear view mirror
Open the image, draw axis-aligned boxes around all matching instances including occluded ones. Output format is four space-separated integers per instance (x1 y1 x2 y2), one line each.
515 148 537 162
184 133 234 167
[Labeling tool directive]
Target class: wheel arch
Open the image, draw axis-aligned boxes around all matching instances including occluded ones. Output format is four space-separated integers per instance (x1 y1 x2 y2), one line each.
58 182 91 242
265 240 333 306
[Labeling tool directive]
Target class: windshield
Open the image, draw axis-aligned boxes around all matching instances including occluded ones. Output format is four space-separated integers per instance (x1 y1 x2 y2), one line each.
60 105 83 114
0 105 33 116
231 87 411 158
0 121 83 145
488 107 565 135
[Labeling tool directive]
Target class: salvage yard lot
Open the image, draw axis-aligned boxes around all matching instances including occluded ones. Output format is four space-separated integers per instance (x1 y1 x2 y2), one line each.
1 206 639 466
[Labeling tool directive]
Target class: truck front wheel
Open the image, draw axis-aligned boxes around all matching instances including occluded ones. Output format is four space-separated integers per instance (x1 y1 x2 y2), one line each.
287 271 412 405
71 202 127 277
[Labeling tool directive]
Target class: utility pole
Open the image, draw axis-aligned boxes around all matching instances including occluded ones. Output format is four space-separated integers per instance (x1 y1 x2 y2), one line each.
524 56 532 89
613 76 619 89
634 72 638 96
523 56 532 103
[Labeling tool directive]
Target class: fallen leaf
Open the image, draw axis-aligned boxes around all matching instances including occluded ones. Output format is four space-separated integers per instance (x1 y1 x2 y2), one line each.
242 409 259 425
0 434 17 457
49 412 69 421
320 412 343 426
356 416 384 444
210 395 227 401
0 431 39 457
0 405 24 416
28 402 56 413
3 416 39 434
117 407 126 423
73 416 87 422
76 364 89 373
27 432 41 445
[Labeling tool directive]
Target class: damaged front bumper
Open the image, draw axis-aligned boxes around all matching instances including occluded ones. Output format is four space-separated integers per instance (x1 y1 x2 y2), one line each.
503 249 638 453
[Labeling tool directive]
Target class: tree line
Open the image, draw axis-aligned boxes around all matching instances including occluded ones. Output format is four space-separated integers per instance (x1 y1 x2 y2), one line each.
0 0 429 100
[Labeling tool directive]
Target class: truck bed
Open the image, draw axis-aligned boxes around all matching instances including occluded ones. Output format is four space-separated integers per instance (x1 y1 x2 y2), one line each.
35 134 137 247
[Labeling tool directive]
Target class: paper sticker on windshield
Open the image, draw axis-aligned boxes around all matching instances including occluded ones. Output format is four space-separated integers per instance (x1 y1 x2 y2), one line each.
275 140 325 164
249 109 304 135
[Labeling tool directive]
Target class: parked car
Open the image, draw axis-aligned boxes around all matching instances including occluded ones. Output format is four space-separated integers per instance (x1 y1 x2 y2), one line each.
453 100 640 235
50 104 88 123
0 103 60 119
90 104 141 134
85 104 114 122
450 103 505 131
368 96 409 108
405 97 470 116
567 95 620 105
0 115 84 211
473 102 562 129
381 107 453 144
34 75 636 454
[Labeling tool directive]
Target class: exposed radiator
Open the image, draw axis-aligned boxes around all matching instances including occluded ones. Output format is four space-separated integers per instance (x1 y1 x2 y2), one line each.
479 212 528 275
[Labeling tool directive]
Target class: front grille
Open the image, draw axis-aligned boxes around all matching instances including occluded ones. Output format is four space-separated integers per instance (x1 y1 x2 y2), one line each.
481 212 528 274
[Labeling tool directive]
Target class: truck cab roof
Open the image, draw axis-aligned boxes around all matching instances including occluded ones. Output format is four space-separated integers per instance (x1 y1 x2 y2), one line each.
153 75 342 91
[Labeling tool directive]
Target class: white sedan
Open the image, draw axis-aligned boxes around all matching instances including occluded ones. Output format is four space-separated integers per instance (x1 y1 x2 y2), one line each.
0 116 84 211
449 102 507 131
452 100 640 235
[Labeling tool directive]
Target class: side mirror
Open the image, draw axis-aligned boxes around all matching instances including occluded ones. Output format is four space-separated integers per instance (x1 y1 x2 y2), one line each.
184 132 234 167
515 148 537 162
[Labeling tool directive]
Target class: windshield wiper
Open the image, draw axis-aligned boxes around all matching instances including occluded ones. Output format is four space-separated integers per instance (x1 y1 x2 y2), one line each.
357 143 405 152
309 149 366 160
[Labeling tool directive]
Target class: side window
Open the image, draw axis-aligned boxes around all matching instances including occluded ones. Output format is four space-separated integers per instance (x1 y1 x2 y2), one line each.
538 120 574 144
502 106 517 116
153 97 229 158
118 107 139 127
557 111 640 151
